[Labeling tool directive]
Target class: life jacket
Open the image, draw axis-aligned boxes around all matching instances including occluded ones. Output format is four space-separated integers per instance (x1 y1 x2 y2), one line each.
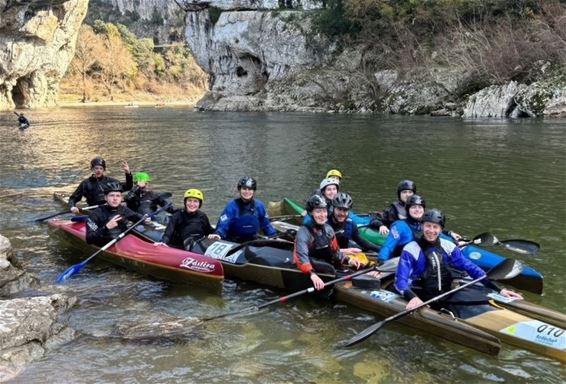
306 223 336 265
420 239 453 298
390 219 422 258
393 201 407 220
228 199 260 241
330 217 354 248
129 190 159 215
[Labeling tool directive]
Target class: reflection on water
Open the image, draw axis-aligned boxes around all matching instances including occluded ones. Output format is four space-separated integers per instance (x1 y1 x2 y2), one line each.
1 108 565 383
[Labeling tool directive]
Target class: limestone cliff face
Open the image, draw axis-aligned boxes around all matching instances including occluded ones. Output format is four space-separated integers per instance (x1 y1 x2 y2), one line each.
0 0 88 110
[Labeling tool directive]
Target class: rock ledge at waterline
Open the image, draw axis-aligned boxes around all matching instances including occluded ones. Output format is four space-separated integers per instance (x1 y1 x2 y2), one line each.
0 234 76 382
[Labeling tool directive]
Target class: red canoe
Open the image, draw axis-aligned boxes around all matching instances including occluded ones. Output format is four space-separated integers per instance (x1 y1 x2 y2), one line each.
48 220 224 291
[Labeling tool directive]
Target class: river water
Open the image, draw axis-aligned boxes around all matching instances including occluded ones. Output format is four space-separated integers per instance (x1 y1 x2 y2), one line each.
1 108 564 383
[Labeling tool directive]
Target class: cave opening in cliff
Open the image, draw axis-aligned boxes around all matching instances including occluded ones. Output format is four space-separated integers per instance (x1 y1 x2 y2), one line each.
11 79 27 108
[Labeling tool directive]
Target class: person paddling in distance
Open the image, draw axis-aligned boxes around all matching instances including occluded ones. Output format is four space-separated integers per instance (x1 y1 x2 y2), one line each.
394 208 522 312
328 192 380 255
154 189 219 249
125 171 176 222
294 194 362 291
69 157 133 214
214 176 277 242
86 182 150 247
16 112 30 128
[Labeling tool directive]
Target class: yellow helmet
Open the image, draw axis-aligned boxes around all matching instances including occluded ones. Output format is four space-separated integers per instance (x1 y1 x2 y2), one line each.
183 188 204 205
326 169 342 179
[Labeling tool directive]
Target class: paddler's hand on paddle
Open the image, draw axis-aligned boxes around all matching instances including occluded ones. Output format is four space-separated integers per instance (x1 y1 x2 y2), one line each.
310 271 325 290
106 215 122 229
143 217 151 225
378 225 389 236
448 230 462 241
121 160 130 174
70 206 80 214
208 234 221 240
406 297 424 310
500 288 523 300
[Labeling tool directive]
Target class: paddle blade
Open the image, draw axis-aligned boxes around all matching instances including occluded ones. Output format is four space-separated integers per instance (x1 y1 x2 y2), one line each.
55 263 85 283
500 239 540 255
487 258 524 281
340 321 386 348
472 232 497 246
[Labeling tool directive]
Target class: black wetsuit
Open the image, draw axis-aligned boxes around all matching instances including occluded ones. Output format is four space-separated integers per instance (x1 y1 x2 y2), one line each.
68 173 133 208
86 205 143 247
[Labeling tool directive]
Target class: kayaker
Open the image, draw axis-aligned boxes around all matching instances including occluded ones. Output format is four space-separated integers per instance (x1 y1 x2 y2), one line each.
394 208 523 312
371 194 426 264
328 192 381 255
326 169 342 184
302 178 340 224
294 194 362 290
214 176 277 242
369 179 416 236
17 113 30 128
155 188 219 250
68 157 133 213
85 182 148 247
124 171 176 222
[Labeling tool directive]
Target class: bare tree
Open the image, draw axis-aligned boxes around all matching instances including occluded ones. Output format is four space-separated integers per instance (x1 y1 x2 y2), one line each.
71 25 103 102
96 34 137 101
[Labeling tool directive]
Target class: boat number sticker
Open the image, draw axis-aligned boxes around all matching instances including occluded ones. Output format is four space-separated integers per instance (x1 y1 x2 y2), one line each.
204 241 242 264
370 290 399 303
500 320 566 350
487 292 518 304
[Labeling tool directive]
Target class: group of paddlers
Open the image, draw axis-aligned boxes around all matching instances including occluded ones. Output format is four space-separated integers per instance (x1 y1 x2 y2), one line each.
69 157 522 313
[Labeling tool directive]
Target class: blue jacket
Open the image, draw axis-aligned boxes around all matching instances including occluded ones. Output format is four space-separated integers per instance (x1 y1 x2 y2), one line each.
394 237 486 299
215 198 277 241
379 219 421 262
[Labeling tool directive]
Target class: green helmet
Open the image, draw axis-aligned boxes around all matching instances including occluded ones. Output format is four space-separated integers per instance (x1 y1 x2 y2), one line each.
134 171 152 183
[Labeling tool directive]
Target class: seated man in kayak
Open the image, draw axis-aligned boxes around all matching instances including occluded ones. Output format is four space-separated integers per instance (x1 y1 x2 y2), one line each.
369 179 416 236
155 188 220 250
294 194 362 291
214 176 277 243
86 182 148 247
394 208 522 313
328 192 380 255
69 157 133 213
124 171 176 223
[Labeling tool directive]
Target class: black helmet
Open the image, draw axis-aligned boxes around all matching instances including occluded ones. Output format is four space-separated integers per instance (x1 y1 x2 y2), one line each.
332 192 353 210
422 208 445 228
306 194 327 212
406 194 426 209
104 182 123 194
91 157 106 170
397 179 416 198
237 176 257 190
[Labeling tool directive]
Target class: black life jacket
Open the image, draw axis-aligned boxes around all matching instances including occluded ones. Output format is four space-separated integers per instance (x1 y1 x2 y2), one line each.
419 238 453 297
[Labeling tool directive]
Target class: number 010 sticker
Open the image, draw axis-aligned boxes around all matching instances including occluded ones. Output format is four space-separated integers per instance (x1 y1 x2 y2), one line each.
500 320 566 350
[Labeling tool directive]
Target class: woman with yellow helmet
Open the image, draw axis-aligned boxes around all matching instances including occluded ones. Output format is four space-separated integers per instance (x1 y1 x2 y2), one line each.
155 188 220 250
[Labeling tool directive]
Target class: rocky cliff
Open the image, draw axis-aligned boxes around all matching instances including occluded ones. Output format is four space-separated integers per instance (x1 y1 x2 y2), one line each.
0 0 88 110
175 0 566 117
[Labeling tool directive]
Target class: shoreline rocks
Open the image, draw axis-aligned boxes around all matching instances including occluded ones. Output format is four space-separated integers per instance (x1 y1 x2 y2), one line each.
0 234 76 382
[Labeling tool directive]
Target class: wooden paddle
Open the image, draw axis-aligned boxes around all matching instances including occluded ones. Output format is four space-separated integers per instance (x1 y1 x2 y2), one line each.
203 258 400 321
339 258 524 348
55 203 171 283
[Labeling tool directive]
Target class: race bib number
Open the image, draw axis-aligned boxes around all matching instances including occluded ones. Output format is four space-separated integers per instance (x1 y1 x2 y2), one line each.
500 320 566 350
204 241 242 264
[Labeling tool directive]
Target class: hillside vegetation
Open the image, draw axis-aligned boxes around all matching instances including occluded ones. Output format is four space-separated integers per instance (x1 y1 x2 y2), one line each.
59 21 208 104
315 0 565 93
